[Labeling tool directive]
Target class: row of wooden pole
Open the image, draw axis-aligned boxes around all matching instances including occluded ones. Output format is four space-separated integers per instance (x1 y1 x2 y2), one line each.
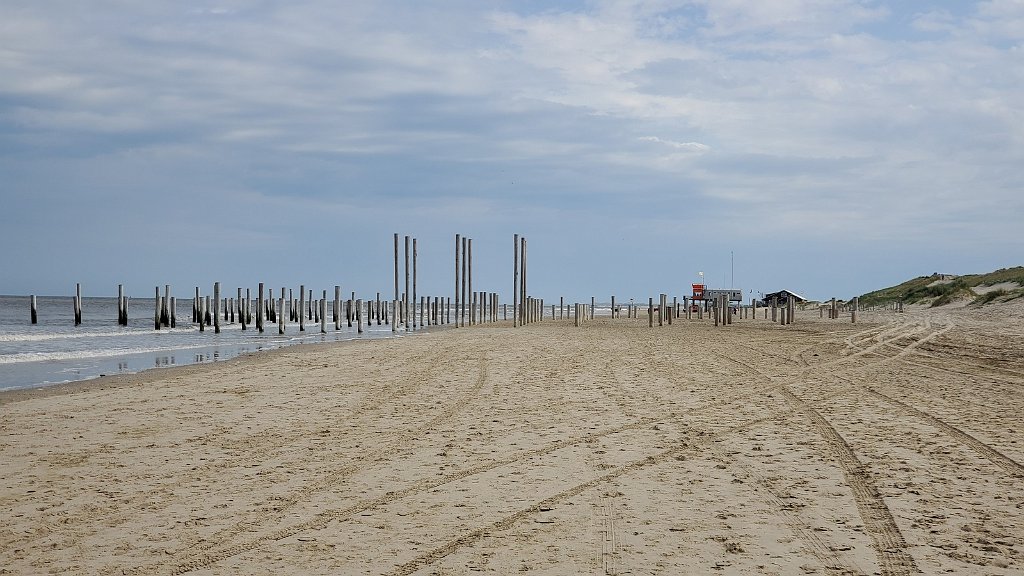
26 288 872 329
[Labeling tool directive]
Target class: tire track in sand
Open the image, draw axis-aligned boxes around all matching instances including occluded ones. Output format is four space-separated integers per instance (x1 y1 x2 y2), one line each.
706 342 918 576
169 419 667 572
867 388 1024 478
168 350 491 573
778 387 918 576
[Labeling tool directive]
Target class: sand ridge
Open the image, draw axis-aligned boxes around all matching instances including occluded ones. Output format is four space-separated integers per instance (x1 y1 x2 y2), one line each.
1 303 1022 574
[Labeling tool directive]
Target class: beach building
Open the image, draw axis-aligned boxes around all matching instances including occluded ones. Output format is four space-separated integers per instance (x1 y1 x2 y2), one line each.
761 289 807 306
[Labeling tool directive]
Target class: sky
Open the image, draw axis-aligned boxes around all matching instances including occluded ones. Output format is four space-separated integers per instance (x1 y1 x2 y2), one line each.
1 0 1022 302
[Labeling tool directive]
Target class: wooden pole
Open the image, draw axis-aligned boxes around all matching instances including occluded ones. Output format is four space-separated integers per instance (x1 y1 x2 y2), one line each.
278 293 285 334
453 234 459 327
404 235 410 329
235 288 243 329
298 285 305 331
198 292 206 332
334 286 341 330
214 282 221 333
513 234 518 327
30 294 38 325
255 282 262 333
321 291 327 334
161 285 170 327
154 286 161 330
356 298 362 334
461 236 467 326
411 238 417 329
648 297 654 327
520 237 527 325
170 297 175 328
74 283 82 326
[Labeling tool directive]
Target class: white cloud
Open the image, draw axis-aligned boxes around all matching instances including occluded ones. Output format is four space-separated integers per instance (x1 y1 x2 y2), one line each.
1 1 1022 297
638 136 709 152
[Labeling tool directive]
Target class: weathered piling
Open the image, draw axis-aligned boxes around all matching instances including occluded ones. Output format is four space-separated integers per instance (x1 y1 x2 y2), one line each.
74 283 82 326
512 234 519 327
154 287 161 330
334 286 341 331
470 291 477 326
161 285 170 327
197 293 205 332
258 280 266 330
299 285 305 331
321 290 327 334
30 294 38 324
851 296 858 323
461 235 468 326
395 233 401 328
356 298 363 334
648 297 654 327
170 297 175 327
520 237 527 325
278 293 285 334
376 292 382 326
404 235 411 329
412 238 418 329
453 233 459 327
235 288 244 330
214 282 221 334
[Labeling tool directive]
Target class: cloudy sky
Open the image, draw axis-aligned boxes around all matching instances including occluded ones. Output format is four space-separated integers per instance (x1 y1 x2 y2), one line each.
2 1 1021 302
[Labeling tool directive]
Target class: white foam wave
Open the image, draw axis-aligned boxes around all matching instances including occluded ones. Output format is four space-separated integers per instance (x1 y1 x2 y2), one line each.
0 343 217 365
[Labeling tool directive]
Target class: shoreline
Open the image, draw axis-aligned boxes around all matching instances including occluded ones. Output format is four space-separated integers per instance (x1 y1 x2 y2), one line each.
0 325 445 406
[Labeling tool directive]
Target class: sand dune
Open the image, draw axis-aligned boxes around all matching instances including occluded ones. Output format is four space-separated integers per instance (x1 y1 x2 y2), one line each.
2 302 1022 575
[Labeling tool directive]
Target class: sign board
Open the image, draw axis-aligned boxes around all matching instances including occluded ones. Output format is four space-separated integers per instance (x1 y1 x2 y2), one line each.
705 289 743 302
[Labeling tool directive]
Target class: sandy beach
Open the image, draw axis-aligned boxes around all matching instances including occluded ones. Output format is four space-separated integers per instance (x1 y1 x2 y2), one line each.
2 303 1022 575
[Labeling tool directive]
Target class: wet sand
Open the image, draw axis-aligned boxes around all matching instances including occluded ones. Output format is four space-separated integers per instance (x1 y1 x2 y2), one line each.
2 303 1022 575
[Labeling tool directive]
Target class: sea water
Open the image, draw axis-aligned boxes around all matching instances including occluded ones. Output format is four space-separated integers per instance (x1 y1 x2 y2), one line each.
0 295 408 391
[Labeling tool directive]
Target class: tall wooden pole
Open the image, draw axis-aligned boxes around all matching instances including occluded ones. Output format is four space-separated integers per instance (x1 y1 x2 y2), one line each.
214 282 221 334
413 237 418 330
468 238 474 325
513 234 519 327
454 234 460 327
461 236 468 327
520 237 527 325
74 283 82 326
404 235 410 329
394 233 400 327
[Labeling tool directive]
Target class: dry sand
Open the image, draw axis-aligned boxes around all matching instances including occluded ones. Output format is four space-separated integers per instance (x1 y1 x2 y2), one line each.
2 302 1023 575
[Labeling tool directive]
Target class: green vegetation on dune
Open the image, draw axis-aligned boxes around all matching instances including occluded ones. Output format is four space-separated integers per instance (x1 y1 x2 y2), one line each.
858 266 1024 308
